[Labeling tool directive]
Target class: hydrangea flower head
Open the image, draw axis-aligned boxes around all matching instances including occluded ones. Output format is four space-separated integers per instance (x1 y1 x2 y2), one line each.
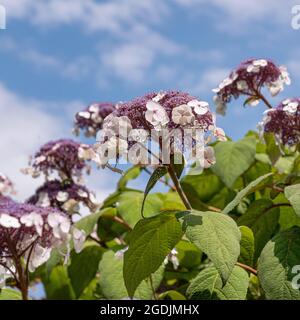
74 102 116 137
0 197 71 272
113 91 214 131
24 139 91 180
213 59 291 115
27 180 100 213
260 98 300 146
91 91 225 168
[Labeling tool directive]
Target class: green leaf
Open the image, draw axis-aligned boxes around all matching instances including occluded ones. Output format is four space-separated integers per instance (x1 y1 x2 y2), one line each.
175 240 202 269
181 169 225 210
78 279 99 300
258 227 300 300
118 166 141 190
43 266 75 300
118 191 164 227
159 290 186 300
211 137 256 188
124 212 183 297
222 173 273 215
238 199 280 261
68 245 105 298
142 166 168 215
264 132 281 165
239 226 255 267
181 211 241 282
102 191 122 208
160 192 186 211
99 251 164 299
279 203 300 231
0 288 22 300
75 207 115 235
285 184 300 217
186 266 249 300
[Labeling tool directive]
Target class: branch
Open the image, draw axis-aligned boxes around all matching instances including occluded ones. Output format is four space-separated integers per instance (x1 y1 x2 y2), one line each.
236 262 257 275
167 163 192 210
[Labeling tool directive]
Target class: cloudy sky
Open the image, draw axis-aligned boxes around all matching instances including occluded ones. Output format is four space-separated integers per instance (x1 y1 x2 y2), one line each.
0 0 300 200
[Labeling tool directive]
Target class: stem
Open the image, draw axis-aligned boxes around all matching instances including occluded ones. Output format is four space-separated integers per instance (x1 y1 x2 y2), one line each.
167 164 192 210
236 262 257 276
112 216 132 231
255 91 273 109
88 235 108 248
270 203 291 209
15 258 28 300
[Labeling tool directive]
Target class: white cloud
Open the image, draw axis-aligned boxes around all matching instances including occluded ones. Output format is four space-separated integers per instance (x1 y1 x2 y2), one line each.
2 0 168 33
101 43 155 83
0 82 117 203
0 37 93 80
174 0 295 33
0 82 66 200
186 67 229 95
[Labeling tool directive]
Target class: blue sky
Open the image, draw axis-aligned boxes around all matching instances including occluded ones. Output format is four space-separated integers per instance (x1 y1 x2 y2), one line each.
1 0 300 200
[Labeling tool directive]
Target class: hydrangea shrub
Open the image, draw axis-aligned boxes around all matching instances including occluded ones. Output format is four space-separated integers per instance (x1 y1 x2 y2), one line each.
1 58 300 301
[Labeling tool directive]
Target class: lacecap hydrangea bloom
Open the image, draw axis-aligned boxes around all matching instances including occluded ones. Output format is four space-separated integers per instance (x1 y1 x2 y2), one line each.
259 98 300 146
24 139 99 215
27 180 99 213
23 139 91 181
0 173 16 196
0 198 67 271
88 91 226 167
0 197 86 292
213 59 291 115
74 102 116 137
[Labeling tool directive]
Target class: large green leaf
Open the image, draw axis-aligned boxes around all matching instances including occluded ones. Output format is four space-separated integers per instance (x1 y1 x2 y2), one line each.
181 211 241 282
186 266 249 300
239 226 255 267
68 245 105 298
222 173 273 215
43 266 75 300
211 137 256 188
238 199 280 261
258 227 300 300
0 288 22 300
99 251 164 299
285 184 300 217
123 212 183 297
118 191 163 227
75 207 115 235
